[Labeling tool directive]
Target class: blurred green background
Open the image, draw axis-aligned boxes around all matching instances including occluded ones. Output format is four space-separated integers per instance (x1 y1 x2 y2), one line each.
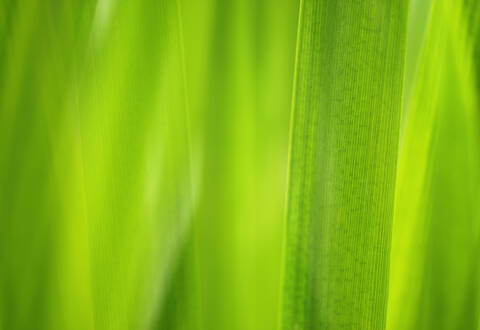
1 0 479 329
0 0 298 329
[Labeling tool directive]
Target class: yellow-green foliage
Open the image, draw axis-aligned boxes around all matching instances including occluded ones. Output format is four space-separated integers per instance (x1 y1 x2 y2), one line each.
0 0 479 329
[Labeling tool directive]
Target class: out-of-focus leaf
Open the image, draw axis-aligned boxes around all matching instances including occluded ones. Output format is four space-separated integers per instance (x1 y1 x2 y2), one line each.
387 0 480 329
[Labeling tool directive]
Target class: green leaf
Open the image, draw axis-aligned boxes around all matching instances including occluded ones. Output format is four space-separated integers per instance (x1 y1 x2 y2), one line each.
387 0 480 329
280 1 409 329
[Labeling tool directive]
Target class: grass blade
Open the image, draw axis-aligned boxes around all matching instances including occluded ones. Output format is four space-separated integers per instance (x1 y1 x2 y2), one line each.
280 1 409 328
387 0 480 328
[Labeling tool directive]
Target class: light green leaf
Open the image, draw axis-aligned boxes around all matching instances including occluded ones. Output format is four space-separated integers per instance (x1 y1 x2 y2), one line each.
387 0 480 329
280 1 409 329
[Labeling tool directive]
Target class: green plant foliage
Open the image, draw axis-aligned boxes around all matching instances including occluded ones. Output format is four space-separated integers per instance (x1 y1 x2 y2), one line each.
387 0 480 329
1 0 480 329
0 0 298 329
280 1 409 329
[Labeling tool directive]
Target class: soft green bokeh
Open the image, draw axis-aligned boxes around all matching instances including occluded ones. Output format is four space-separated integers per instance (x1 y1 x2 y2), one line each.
0 0 298 329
